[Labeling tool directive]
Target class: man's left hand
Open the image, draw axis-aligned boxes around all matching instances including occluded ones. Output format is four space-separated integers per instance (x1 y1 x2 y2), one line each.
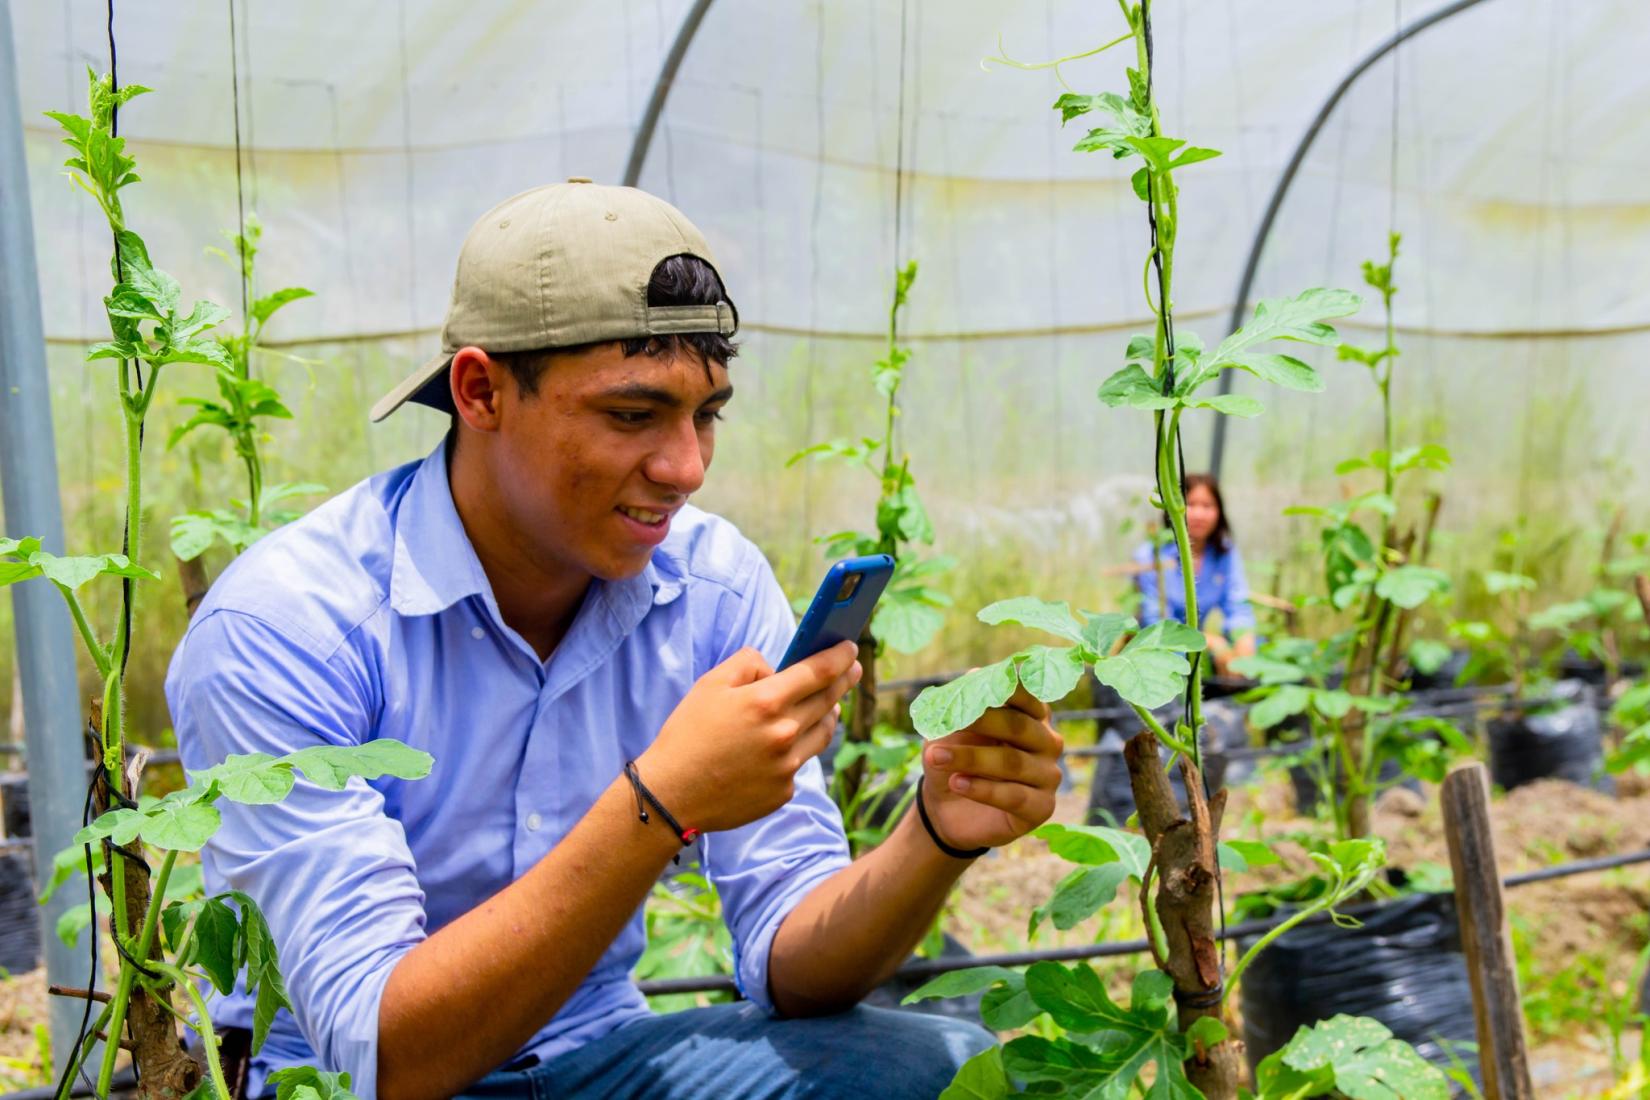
919 684 1064 852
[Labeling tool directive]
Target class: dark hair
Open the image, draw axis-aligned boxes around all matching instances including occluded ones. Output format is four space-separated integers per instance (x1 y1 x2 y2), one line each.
496 254 738 396
1165 472 1233 554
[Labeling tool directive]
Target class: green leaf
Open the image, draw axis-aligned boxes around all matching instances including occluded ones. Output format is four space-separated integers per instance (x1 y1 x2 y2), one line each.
1021 965 1199 1097
1248 684 1311 730
1029 863 1132 935
1081 611 1136 656
1276 1014 1448 1100
1528 599 1593 632
1185 392 1264 417
1033 822 1150 879
1090 622 1202 710
1374 565 1450 609
1015 645 1087 703
1227 654 1306 685
189 752 297 804
938 1046 1010 1100
169 512 219 562
1169 145 1222 169
1607 723 1650 776
39 841 103 906
228 890 292 1054
1204 288 1362 391
191 897 243 994
251 287 316 327
1098 364 1176 410
980 972 1041 1030
171 299 231 340
285 740 435 790
56 903 92 949
1405 639 1452 676
872 595 945 655
786 436 881 468
902 965 1022 1006
977 597 1089 647
113 229 181 316
266 1067 358 1100
1219 839 1281 872
910 658 1020 739
30 550 158 591
139 792 223 852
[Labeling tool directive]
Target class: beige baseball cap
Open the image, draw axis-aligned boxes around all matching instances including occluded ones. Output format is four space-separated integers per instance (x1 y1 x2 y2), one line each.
370 179 739 422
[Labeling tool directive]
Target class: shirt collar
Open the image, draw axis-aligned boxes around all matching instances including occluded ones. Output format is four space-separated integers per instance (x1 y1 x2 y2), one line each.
389 442 685 622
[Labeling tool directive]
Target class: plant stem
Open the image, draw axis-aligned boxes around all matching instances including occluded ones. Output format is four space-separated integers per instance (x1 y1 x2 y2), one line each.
54 1001 114 1100
57 587 110 680
152 962 231 1100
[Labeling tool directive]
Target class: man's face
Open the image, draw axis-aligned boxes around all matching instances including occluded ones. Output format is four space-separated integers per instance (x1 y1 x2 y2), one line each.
487 344 732 583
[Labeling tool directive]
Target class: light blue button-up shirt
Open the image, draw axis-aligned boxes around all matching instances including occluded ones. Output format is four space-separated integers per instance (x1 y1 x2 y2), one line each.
166 442 851 1097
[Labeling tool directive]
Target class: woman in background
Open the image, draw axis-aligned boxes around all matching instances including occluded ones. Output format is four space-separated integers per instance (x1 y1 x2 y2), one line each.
1133 473 1257 676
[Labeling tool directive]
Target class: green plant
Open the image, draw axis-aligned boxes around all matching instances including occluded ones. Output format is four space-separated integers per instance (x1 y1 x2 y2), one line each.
895 5 1447 1097
789 260 954 827
635 865 734 1014
168 212 325 561
2 71 432 1100
1235 234 1458 840
1606 680 1650 775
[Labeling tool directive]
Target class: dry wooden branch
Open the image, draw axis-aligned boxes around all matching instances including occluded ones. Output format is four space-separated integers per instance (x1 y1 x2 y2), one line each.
48 984 112 1004
1123 732 1244 1098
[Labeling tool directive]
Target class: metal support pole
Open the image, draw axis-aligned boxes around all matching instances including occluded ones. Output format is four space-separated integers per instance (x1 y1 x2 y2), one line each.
622 0 716 188
1207 0 1496 477
0 0 99 1067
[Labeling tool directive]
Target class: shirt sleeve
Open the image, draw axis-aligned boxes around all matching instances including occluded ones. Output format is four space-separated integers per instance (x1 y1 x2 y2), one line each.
1133 541 1163 627
699 544 852 1015
167 609 426 1098
1222 547 1257 634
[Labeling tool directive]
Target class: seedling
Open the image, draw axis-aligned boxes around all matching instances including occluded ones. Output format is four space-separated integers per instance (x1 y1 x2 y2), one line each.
169 212 324 561
790 260 953 823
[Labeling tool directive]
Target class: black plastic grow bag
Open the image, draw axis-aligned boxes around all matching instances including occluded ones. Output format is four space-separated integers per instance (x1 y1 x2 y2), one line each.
1238 891 1480 1086
1486 679 1611 793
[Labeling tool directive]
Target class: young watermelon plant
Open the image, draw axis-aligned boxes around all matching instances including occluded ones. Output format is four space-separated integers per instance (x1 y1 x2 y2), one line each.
1234 234 1459 839
168 212 325 564
790 260 953 825
899 5 1443 1097
1 71 431 1100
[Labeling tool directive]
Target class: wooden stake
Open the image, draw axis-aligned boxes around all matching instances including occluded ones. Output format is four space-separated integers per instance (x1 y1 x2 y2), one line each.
1441 763 1533 1100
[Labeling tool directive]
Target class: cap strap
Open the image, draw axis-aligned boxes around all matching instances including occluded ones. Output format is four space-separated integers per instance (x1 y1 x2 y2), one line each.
646 301 738 337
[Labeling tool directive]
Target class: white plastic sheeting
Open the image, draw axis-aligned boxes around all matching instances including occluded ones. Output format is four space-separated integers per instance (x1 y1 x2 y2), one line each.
13 0 1650 631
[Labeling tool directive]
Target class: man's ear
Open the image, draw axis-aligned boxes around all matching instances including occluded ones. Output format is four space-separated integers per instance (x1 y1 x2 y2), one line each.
450 347 508 433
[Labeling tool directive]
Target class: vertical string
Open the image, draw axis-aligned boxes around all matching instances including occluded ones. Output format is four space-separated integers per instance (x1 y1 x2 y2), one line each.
228 0 251 374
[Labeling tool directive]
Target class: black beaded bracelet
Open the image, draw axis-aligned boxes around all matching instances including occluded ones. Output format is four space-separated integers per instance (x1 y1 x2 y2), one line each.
915 785 990 860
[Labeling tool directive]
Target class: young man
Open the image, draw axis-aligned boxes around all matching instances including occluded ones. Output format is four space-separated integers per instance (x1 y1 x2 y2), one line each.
168 181 1065 1100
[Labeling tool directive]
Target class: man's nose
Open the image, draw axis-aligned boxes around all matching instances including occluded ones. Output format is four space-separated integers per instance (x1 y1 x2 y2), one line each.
645 422 706 494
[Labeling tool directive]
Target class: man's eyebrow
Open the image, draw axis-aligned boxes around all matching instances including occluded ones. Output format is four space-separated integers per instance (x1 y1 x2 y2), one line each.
594 383 734 408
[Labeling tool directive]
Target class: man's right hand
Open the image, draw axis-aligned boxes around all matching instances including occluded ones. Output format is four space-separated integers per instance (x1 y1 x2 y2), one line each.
636 641 861 834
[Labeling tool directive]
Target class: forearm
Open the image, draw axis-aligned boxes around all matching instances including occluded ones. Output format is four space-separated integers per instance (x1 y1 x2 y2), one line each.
766 806 969 1016
376 777 682 1100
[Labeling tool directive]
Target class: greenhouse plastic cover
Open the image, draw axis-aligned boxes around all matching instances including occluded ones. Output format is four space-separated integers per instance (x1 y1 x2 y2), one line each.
13 0 1650 616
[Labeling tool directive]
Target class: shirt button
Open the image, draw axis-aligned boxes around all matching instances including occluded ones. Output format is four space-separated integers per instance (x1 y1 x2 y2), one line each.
471 626 485 640
525 812 543 832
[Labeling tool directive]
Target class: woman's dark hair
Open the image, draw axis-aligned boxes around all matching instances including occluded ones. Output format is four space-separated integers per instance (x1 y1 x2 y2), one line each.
497 254 739 395
1164 472 1232 554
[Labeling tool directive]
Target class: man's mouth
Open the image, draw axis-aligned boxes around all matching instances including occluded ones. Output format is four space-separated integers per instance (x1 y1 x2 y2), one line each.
617 505 671 527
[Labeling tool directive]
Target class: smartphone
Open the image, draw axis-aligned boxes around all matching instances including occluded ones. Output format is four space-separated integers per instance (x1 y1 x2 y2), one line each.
777 554 896 671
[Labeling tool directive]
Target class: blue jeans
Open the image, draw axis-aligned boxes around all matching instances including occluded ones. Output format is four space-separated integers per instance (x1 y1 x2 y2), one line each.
455 1003 996 1099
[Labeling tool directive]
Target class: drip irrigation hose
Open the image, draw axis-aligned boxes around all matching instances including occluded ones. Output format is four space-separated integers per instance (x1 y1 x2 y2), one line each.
636 846 1650 997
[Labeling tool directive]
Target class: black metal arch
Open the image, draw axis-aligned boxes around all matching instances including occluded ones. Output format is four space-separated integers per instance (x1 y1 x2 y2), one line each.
622 0 718 187
1208 0 1498 476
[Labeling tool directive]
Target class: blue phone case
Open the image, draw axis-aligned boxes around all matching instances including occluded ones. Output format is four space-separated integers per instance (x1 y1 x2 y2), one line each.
777 555 896 670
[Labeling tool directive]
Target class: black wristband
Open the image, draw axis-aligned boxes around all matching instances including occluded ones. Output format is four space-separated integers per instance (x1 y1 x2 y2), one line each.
915 785 990 860
623 761 700 864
